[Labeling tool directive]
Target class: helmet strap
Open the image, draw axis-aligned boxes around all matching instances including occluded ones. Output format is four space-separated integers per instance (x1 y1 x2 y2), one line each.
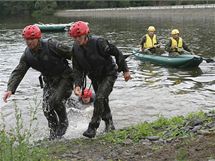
83 35 89 44
31 39 40 52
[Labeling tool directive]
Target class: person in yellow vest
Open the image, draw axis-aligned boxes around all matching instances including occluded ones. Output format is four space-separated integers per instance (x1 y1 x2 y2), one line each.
140 26 161 54
166 29 192 56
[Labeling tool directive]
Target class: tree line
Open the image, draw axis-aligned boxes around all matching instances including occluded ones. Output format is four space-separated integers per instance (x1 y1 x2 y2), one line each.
0 0 212 17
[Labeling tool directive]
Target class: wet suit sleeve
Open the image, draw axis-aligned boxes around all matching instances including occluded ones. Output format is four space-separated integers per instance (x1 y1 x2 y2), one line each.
156 36 160 45
72 50 84 87
165 39 172 52
97 38 129 73
7 53 30 94
140 35 146 47
48 39 73 60
182 41 191 52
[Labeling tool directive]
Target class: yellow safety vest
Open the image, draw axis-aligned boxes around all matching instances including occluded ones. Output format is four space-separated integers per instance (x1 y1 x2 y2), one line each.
144 34 157 49
170 37 183 52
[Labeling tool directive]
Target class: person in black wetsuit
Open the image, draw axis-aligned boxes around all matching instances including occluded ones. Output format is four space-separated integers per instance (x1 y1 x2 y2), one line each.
3 25 74 140
69 21 131 138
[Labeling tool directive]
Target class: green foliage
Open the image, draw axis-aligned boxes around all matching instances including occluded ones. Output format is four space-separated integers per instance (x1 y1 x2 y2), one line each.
0 2 34 16
101 110 215 144
86 0 108 8
101 122 156 144
0 100 50 161
0 1 212 17
102 129 130 143
152 115 188 139
131 123 154 142
32 0 57 18
185 111 206 120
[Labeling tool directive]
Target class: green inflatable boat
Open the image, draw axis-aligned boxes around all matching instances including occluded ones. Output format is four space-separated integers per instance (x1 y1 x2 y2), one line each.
35 22 73 32
132 50 203 68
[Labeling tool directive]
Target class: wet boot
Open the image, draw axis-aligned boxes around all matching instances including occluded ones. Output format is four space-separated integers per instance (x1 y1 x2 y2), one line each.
83 126 96 138
49 128 58 140
104 119 115 133
56 126 67 137
56 122 68 137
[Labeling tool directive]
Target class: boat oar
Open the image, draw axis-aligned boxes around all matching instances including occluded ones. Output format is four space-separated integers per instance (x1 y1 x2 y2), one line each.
201 57 214 63
183 49 214 63
123 49 144 59
123 54 132 59
193 53 214 63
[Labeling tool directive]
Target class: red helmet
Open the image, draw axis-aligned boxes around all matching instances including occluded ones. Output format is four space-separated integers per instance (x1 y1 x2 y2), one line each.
22 25 41 39
81 88 92 98
69 21 89 38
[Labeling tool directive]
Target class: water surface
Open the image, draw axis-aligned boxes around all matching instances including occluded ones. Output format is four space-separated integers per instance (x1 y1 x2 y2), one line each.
0 12 214 140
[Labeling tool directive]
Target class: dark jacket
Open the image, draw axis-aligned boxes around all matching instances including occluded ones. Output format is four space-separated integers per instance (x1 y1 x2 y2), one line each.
7 39 73 94
72 36 128 87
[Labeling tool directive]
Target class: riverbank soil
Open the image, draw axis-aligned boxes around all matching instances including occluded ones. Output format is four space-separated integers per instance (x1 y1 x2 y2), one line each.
48 132 215 161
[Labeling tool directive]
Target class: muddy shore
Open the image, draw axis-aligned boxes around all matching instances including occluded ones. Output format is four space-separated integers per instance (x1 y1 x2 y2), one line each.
45 111 215 161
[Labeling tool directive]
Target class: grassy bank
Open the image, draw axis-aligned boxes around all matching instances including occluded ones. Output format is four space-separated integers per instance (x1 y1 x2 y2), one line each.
1 104 214 160
46 110 215 161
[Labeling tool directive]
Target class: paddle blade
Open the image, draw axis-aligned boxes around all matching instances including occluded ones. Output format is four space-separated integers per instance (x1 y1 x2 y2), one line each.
204 58 214 63
123 54 132 59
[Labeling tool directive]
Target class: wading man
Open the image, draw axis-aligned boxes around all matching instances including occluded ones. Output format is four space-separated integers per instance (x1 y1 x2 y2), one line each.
3 25 74 140
69 21 131 138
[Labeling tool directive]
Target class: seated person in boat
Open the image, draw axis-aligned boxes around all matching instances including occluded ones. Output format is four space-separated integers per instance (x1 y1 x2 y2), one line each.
140 26 161 55
165 29 192 56
79 88 94 104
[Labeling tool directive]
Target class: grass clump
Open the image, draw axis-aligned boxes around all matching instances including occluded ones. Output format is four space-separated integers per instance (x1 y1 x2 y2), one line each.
0 99 51 161
101 115 186 144
101 110 215 144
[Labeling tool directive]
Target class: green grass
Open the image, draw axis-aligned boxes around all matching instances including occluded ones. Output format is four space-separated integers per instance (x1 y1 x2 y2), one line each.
1 98 214 161
186 111 207 121
100 115 186 143
100 110 215 144
0 99 51 161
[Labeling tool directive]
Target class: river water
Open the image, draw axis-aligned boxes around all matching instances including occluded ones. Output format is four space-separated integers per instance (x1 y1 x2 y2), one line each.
0 12 215 140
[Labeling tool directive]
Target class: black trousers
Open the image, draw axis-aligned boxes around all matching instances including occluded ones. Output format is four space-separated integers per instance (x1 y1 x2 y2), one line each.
89 75 117 129
42 76 73 135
